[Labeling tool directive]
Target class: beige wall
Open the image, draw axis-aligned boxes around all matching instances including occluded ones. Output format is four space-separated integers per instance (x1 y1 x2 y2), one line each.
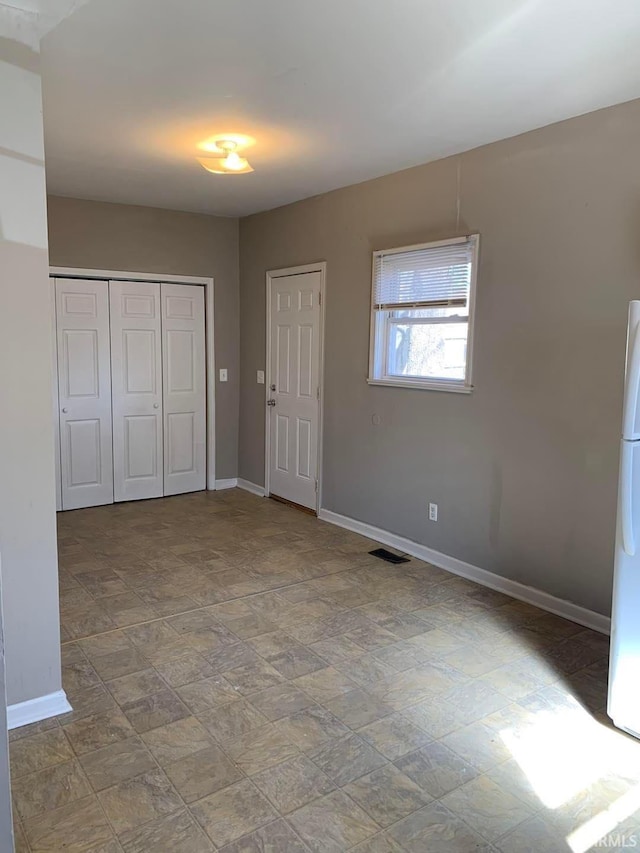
239 98 640 617
47 196 240 479
0 36 62 709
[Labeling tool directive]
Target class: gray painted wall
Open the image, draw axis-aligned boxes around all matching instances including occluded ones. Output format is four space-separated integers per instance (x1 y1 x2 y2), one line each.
1 35 63 707
47 196 240 479
0 565 15 852
239 98 640 617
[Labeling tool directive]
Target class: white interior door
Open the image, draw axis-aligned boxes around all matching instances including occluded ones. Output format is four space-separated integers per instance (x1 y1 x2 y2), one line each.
161 283 206 496
52 282 62 511
268 270 322 510
110 281 163 502
55 278 114 510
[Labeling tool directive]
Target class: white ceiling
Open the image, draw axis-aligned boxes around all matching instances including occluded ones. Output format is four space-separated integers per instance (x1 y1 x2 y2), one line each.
42 0 640 218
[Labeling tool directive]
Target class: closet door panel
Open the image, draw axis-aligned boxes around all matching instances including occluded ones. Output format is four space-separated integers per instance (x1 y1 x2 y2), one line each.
55 278 113 509
161 284 206 495
110 281 163 502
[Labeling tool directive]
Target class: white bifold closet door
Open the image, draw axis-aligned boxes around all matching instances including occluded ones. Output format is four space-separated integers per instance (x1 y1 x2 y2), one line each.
110 281 164 502
161 284 206 495
55 278 114 510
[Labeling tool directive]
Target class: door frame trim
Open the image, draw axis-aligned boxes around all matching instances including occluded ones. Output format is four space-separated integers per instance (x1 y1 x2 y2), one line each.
50 267 216 491
265 262 326 514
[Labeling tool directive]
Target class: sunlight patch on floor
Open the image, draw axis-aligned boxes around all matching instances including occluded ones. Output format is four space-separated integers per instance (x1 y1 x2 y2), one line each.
566 784 640 852
501 703 640 850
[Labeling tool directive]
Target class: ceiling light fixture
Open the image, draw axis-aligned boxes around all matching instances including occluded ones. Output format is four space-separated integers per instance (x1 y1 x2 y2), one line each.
197 138 254 175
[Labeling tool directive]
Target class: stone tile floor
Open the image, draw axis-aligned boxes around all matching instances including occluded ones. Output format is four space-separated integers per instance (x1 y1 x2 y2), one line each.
9 489 640 852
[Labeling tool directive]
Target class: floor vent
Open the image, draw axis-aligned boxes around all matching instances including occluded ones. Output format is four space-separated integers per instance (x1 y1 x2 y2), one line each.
369 547 410 564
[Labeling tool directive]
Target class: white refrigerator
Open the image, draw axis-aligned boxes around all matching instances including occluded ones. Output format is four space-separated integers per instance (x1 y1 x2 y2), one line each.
608 300 640 739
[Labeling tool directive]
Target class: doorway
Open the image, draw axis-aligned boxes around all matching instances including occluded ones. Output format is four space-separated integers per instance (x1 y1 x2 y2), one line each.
265 263 325 513
50 268 216 510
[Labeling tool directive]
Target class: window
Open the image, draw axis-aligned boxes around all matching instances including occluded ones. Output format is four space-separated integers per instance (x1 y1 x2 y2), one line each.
368 234 479 392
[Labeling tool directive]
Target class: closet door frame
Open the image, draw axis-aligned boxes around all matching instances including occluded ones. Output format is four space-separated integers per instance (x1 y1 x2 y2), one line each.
50 268 216 492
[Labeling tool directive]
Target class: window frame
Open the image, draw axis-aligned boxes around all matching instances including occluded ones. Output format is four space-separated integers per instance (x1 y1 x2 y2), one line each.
367 234 479 393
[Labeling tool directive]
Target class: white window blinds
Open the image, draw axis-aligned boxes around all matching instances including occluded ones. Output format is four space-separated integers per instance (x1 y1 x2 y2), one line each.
373 235 477 310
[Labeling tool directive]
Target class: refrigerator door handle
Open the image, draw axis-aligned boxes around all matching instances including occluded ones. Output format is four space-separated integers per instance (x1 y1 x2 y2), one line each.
623 307 640 438
621 441 636 557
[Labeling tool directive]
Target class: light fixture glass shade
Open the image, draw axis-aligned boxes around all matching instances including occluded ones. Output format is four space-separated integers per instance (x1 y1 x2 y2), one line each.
197 155 253 175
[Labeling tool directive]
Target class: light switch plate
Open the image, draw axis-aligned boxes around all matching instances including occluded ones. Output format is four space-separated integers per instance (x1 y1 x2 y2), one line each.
219 368 228 382
257 370 265 384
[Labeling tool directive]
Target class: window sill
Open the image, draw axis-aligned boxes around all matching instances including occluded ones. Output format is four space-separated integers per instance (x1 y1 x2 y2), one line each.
367 378 473 394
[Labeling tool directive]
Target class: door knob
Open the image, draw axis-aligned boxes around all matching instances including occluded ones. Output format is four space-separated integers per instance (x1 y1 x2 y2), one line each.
153 403 159 409
62 407 68 413
270 384 276 392
267 399 276 407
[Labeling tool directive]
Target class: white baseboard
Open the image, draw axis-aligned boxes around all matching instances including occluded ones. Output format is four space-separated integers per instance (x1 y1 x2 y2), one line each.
237 479 266 497
215 478 238 490
318 508 611 635
7 689 72 730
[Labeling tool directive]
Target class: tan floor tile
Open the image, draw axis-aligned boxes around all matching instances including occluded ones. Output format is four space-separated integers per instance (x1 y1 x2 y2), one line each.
183 624 240 654
223 659 286 695
292 667 358 703
50 493 620 853
443 680 510 725
267 646 327 679
441 775 532 842
62 659 102 696
63 708 135 756
274 706 350 753
394 741 479 798
63 605 117 640
13 819 29 853
308 635 364 664
56 684 117 724
10 728 74 778
105 669 167 705
358 713 432 760
251 754 335 813
224 722 301 776
153 651 216 686
175 675 238 713
440 718 513 772
79 736 156 791
203 642 262 673
98 768 183 835
288 790 379 853
324 688 394 729
191 778 278 847
333 654 397 690
387 801 489 853
485 758 546 812
8 716 59 744
142 716 214 765
248 684 316 722
12 759 92 820
217 818 309 853
90 648 151 682
23 795 114 852
198 699 269 742
495 815 567 852
120 688 191 734
163 744 243 802
479 657 555 700
439 644 506 677
119 808 214 853
309 733 386 786
344 764 431 827
350 832 405 852
165 609 222 634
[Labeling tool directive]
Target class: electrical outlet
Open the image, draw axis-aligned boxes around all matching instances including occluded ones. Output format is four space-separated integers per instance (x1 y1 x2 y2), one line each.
219 368 228 382
257 370 265 384
429 503 438 522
